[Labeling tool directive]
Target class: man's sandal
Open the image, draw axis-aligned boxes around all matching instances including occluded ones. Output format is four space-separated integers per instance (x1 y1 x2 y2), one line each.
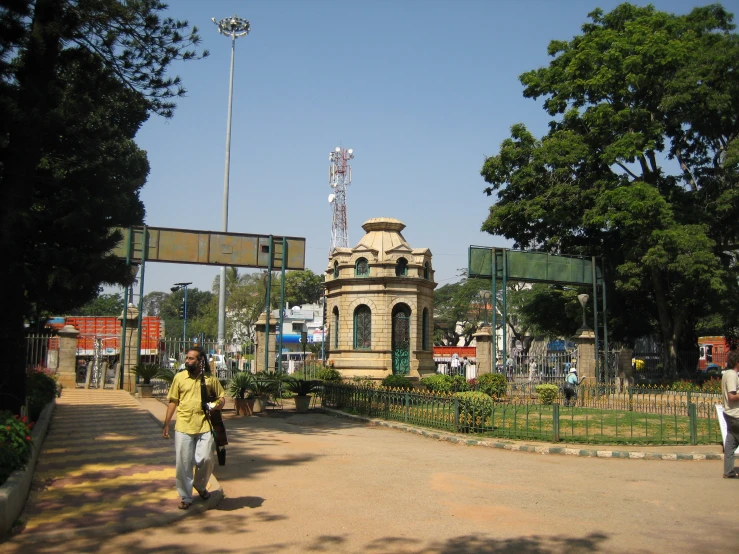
178 501 191 510
198 489 211 500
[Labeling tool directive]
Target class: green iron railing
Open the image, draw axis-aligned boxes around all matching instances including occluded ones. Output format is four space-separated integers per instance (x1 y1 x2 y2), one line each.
321 383 724 446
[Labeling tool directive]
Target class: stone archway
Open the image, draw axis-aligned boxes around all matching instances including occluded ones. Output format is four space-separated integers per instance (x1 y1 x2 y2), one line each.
392 304 411 375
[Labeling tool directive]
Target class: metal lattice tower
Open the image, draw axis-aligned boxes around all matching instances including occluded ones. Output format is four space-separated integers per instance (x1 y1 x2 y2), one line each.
328 146 354 252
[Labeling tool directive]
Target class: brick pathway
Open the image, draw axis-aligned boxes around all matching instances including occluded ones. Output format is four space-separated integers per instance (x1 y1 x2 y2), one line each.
15 389 216 537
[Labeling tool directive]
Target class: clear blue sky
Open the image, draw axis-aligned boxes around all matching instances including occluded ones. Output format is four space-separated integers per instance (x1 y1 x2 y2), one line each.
120 0 736 299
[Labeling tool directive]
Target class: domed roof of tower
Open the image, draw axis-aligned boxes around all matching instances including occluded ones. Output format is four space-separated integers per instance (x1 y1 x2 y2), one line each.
355 218 411 261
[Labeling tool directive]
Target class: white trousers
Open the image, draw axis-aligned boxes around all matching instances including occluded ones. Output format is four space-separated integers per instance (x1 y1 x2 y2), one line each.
174 430 215 503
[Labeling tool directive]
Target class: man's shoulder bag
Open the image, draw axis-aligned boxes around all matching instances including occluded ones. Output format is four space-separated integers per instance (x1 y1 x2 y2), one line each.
200 374 228 465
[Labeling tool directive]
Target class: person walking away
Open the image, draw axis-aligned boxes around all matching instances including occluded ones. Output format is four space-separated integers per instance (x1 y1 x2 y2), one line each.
528 359 538 382
506 356 514 378
721 350 739 478
163 345 226 508
563 367 580 407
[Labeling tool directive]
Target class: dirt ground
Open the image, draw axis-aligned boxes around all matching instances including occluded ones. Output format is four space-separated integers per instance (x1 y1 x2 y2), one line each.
1 408 733 554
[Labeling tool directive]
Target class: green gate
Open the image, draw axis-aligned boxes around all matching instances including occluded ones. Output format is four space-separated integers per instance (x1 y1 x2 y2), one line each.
392 305 410 375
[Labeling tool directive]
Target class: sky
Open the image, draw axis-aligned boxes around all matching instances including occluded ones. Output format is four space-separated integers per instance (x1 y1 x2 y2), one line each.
117 0 738 300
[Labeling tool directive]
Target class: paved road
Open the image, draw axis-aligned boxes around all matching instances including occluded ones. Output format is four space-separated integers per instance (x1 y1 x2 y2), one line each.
1 394 733 553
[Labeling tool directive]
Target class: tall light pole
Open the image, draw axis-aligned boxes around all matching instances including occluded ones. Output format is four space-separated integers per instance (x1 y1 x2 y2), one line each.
213 14 250 351
171 282 192 346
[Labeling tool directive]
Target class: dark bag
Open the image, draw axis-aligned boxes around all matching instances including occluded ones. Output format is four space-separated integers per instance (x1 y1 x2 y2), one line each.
200 373 227 466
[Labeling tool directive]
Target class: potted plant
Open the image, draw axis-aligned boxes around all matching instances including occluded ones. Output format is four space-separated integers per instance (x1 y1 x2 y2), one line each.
283 377 321 413
228 371 255 416
132 363 162 398
250 375 277 413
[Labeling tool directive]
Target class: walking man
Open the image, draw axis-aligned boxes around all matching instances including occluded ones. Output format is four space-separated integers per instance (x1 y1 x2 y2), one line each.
722 350 739 478
163 346 226 508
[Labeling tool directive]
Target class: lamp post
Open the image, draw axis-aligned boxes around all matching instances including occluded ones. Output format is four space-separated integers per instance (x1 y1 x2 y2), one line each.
171 282 192 346
213 14 250 351
577 293 590 330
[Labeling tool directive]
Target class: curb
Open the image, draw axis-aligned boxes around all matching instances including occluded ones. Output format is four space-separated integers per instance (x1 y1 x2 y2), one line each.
0 400 56 536
322 408 724 461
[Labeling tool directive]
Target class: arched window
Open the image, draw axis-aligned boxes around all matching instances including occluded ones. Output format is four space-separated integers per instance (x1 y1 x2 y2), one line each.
333 261 339 279
354 305 371 349
422 308 429 350
424 262 430 280
395 257 408 277
355 257 369 277
332 307 339 348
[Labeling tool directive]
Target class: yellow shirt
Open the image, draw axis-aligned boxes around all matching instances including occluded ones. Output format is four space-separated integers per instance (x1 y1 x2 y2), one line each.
167 371 225 434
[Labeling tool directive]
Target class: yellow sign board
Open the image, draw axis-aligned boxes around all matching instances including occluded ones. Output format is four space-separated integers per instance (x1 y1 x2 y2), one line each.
112 226 305 270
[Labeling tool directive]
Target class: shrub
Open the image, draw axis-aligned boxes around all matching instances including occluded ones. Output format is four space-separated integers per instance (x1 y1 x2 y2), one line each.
702 377 722 394
453 391 494 433
535 384 559 405
352 375 376 388
0 411 34 486
381 374 413 389
26 367 59 421
451 374 471 392
476 373 507 398
316 367 342 382
132 363 162 385
421 374 454 393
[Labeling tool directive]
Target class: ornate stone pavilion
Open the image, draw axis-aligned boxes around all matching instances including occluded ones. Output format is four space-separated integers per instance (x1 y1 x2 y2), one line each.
325 217 436 380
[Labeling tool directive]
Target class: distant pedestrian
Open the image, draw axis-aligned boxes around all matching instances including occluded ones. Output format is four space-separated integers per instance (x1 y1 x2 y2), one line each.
563 367 581 406
721 350 739 479
163 346 226 509
506 356 514 377
528 359 538 382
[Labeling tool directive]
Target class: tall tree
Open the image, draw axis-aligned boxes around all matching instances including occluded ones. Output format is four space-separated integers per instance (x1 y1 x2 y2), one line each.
0 0 205 412
480 3 739 371
433 278 488 346
67 292 125 316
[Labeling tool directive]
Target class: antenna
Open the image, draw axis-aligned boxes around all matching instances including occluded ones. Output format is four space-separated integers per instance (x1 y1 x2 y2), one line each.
328 146 354 253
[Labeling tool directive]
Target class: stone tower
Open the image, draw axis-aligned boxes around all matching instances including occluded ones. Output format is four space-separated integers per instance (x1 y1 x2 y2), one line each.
325 217 436 380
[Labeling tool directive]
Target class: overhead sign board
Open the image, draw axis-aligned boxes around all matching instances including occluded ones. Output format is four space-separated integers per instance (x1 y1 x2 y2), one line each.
468 246 601 286
112 226 306 270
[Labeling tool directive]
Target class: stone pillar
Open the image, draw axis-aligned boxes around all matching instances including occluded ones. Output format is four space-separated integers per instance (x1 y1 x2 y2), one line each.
254 312 278 373
57 325 79 390
473 326 493 375
573 328 596 384
118 305 140 392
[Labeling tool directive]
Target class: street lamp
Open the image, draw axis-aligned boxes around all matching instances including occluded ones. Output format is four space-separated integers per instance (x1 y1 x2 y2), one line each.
171 282 192 345
577 294 590 330
479 290 492 326
213 14 250 351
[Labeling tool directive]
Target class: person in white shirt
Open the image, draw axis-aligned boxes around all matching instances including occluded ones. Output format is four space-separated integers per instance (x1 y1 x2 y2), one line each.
721 350 739 478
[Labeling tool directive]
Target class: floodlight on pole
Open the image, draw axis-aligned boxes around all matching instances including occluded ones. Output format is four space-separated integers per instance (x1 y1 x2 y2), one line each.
213 14 250 350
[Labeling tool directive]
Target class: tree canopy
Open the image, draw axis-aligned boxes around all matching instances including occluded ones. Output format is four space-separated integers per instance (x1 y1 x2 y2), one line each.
0 0 205 412
480 3 739 370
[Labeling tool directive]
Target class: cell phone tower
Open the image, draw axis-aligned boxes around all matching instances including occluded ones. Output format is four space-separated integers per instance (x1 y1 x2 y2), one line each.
328 146 354 252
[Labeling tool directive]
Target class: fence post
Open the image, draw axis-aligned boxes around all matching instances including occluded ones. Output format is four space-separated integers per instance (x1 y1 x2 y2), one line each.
404 392 410 423
688 403 698 445
553 402 560 442
454 398 460 433
628 386 633 412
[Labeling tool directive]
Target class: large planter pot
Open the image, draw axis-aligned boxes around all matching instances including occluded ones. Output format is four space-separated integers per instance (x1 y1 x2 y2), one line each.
252 396 265 413
138 383 153 398
294 395 311 413
234 398 253 416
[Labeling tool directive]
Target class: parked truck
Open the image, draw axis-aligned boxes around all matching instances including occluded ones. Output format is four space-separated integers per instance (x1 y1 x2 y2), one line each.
46 315 166 366
698 336 729 371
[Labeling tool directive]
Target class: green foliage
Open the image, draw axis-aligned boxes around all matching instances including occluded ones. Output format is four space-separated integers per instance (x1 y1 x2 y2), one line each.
283 377 321 396
156 367 177 384
479 3 739 360
453 391 494 433
68 292 125 316
421 374 454 393
282 269 325 306
316 367 342 382
228 371 254 399
381 375 414 389
352 375 376 388
131 363 162 385
26 368 60 421
0 411 34 486
535 384 559 405
433 278 488 346
476 373 508 399
249 374 279 397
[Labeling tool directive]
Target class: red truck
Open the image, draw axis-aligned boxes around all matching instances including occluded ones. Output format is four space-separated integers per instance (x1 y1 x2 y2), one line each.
46 315 165 363
698 336 728 371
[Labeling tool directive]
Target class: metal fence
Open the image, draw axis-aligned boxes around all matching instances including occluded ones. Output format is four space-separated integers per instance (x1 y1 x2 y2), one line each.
25 333 59 371
321 383 723 445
